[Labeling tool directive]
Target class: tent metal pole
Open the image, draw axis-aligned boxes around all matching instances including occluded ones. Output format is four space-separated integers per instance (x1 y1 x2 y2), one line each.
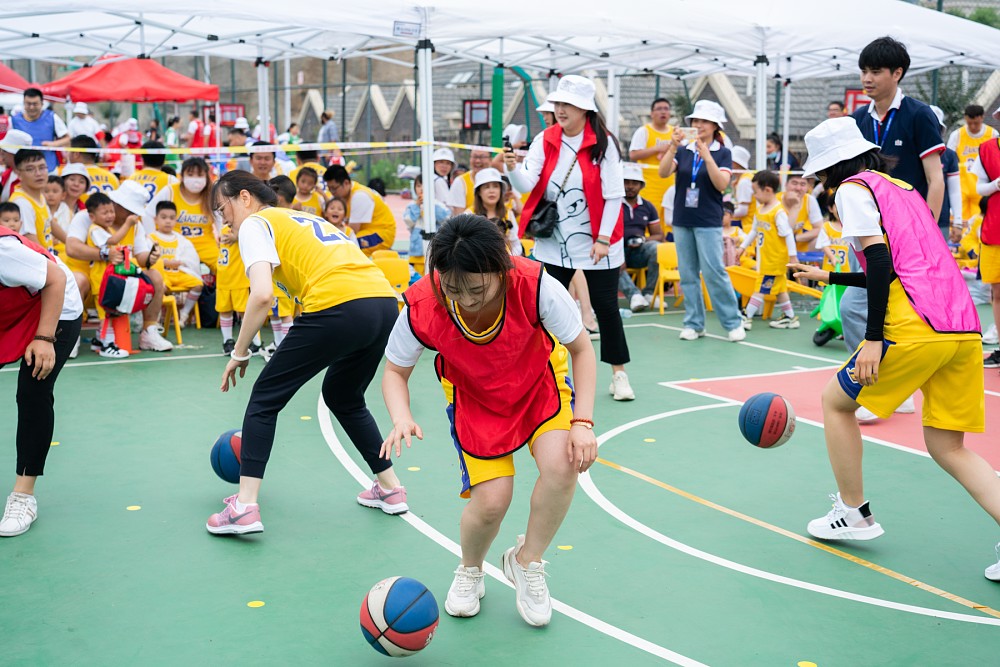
340 58 347 141
256 48 270 151
283 59 292 135
607 67 620 137
416 11 437 238
754 55 768 171
780 78 791 187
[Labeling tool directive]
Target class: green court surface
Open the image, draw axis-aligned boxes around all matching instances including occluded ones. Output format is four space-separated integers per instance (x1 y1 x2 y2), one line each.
1 305 999 666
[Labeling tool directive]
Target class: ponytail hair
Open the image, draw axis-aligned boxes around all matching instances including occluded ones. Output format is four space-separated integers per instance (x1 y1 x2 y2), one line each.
586 110 621 164
212 169 279 210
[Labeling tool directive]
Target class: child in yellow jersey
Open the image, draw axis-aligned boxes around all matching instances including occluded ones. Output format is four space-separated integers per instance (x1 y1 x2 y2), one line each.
293 167 324 215
215 223 261 356
146 157 218 271
148 201 203 324
208 171 401 537
815 199 848 275
737 170 800 329
324 196 358 247
10 150 53 251
43 175 70 258
84 193 139 358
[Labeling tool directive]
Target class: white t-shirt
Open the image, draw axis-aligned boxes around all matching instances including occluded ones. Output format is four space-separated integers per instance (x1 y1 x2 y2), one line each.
834 183 883 252
384 271 583 367
628 125 672 154
348 189 376 224
946 125 990 151
0 237 83 320
237 216 281 275
433 174 450 205
734 176 754 219
67 116 101 141
446 176 470 211
507 131 626 270
73 213 152 255
661 185 675 227
14 194 51 238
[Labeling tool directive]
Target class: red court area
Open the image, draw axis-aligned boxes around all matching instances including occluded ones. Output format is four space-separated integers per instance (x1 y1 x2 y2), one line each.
674 368 1000 470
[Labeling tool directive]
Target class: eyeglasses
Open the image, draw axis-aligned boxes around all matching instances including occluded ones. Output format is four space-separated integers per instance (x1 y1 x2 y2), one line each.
18 164 49 175
213 198 230 214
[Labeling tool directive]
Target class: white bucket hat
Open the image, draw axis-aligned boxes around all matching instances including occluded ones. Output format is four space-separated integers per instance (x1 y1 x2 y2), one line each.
60 163 91 187
622 163 645 184
536 99 555 113
108 180 150 216
801 117 880 177
72 102 89 115
503 124 527 146
685 100 727 127
432 147 455 164
232 117 250 131
929 105 946 130
547 75 597 112
0 129 33 154
731 145 751 169
473 167 505 190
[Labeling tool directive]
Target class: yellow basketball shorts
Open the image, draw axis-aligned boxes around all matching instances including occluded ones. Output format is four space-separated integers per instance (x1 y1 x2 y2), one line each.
216 288 249 313
753 272 788 296
272 295 294 318
163 272 203 293
451 372 574 499
836 339 985 432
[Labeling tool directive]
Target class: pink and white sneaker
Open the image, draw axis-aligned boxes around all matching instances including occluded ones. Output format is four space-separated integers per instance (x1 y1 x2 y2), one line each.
206 496 263 535
357 480 409 515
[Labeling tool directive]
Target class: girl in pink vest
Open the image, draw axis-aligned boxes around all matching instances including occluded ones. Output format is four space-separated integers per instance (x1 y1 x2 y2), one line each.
380 215 597 627
792 118 1000 580
0 227 83 537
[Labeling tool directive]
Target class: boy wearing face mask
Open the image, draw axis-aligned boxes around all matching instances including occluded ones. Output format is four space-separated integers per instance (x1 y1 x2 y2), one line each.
145 157 219 271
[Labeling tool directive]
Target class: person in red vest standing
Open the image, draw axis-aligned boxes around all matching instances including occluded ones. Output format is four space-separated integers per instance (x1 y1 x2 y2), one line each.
184 109 204 150
0 226 83 537
972 119 1000 368
380 215 598 628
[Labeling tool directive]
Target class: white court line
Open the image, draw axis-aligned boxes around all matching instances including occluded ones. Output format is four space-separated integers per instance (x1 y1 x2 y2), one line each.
316 396 709 667
624 322 844 364
0 351 222 372
584 404 1000 627
665 365 839 385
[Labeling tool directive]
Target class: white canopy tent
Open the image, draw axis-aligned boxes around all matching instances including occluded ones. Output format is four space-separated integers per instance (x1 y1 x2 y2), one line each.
3 0 998 231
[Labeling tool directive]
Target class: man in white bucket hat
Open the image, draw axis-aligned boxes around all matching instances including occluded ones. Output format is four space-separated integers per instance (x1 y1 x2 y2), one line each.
789 119 1000 581
618 163 663 312
67 102 101 141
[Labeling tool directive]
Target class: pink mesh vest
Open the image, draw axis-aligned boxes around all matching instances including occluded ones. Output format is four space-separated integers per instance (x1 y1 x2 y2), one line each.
844 171 980 335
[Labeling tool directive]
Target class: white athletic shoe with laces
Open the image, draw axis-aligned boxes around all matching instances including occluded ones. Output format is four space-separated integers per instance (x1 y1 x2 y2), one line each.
985 543 1000 581
445 565 486 617
807 493 884 541
0 492 38 537
678 328 704 341
983 323 999 345
855 406 880 423
609 371 635 401
501 535 552 627
140 325 174 352
629 293 649 312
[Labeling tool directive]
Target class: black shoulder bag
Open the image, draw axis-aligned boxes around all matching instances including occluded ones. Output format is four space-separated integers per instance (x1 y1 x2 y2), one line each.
526 152 579 239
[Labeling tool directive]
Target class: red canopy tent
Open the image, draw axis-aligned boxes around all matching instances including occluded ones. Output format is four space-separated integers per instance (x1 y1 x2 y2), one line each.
0 63 31 94
41 57 219 102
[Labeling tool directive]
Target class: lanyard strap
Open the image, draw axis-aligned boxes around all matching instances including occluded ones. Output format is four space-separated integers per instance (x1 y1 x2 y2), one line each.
691 152 704 187
873 108 897 148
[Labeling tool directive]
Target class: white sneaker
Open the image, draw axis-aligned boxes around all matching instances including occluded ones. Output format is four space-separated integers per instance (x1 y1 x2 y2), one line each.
140 325 173 352
0 492 38 537
984 323 999 345
629 293 649 312
768 315 800 329
69 336 80 359
855 406 879 423
806 493 884 541
895 395 916 414
679 328 704 341
445 565 486 617
609 371 635 401
727 326 747 342
129 312 144 333
650 295 662 311
98 341 129 359
985 543 1000 581
741 315 753 331
501 536 552 627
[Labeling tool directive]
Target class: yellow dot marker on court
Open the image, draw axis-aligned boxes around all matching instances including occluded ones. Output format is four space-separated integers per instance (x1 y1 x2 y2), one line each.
247 600 265 608
50 441 59 446
126 506 141 511
557 545 573 551
797 662 818 667
643 438 656 443
407 467 421 472
300 416 312 421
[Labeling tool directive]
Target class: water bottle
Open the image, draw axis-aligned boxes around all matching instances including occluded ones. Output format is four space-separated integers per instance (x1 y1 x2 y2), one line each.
619 308 633 319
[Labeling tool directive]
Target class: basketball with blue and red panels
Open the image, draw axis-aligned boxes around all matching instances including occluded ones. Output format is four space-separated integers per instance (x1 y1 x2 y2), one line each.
738 392 796 448
360 576 439 657
210 429 242 483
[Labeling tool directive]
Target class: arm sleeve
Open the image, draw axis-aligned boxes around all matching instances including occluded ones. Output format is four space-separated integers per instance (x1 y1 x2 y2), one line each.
972 157 1000 197
661 186 674 226
733 178 753 219
0 239 48 290
237 216 280 273
599 197 624 238
946 172 963 226
383 306 425 367
538 272 584 343
862 242 892 341
505 134 544 194
827 271 868 287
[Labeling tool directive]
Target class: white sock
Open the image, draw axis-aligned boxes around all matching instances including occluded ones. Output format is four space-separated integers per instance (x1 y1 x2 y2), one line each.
271 319 285 345
180 291 200 317
220 315 233 341
746 296 763 319
780 300 794 318
252 332 262 347
101 320 115 346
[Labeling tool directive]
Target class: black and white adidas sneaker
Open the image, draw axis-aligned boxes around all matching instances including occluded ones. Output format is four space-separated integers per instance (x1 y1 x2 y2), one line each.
807 492 884 540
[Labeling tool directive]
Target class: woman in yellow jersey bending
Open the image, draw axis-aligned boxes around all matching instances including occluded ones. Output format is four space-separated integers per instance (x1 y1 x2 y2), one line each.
208 171 404 536
146 157 219 270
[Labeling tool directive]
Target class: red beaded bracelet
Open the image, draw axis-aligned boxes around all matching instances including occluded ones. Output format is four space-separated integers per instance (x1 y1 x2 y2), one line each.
570 418 594 429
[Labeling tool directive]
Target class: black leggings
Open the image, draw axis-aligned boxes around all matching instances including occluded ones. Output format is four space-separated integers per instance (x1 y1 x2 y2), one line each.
239 297 398 479
543 264 630 366
7 316 82 477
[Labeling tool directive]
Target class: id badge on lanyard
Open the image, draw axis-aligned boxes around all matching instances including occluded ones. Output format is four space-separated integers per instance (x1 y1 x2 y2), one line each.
685 152 703 208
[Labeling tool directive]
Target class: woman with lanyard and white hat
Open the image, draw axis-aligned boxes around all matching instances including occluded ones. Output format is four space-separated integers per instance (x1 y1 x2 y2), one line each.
504 75 634 401
468 167 522 256
658 99 746 343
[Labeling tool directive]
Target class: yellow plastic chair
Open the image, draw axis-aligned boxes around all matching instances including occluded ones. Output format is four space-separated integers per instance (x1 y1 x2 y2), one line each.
652 242 682 315
160 294 183 344
625 267 646 291
374 257 411 310
371 249 400 260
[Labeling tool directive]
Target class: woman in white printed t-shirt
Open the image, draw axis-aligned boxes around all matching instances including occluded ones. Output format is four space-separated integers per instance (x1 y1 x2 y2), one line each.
504 75 634 401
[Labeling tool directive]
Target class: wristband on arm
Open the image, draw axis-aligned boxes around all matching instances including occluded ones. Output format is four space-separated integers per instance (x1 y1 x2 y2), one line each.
827 271 867 288
861 243 892 342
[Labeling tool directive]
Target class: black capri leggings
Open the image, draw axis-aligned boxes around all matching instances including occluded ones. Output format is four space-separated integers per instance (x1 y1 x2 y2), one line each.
239 297 398 479
7 316 82 477
543 264 630 366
